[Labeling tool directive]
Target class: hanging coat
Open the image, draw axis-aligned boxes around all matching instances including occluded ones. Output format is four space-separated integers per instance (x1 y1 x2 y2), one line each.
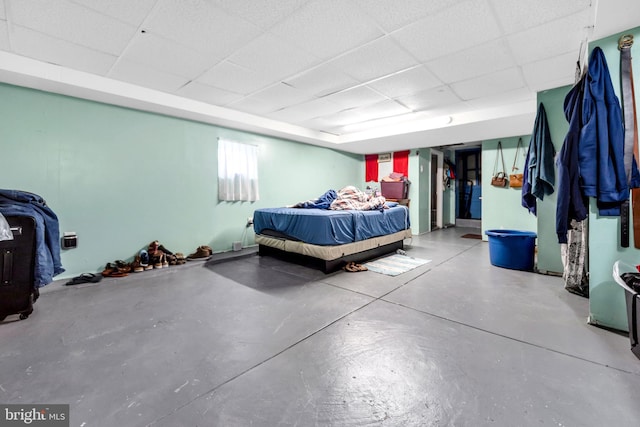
580 47 638 215
556 75 589 244
522 103 556 215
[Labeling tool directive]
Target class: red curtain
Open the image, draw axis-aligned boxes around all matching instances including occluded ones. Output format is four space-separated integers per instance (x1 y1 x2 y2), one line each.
393 150 410 177
365 154 379 182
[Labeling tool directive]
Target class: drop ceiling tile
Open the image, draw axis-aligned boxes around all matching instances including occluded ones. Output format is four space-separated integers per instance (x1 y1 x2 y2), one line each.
328 36 418 82
226 95 279 115
0 21 8 50
507 9 591 65
227 33 320 83
366 65 441 98
248 82 316 111
212 0 310 30
522 51 578 92
314 107 373 129
9 0 137 55
176 81 244 106
198 61 275 95
322 86 388 109
10 25 117 75
396 86 461 112
269 0 383 60
426 39 516 84
451 67 525 100
490 0 592 35
266 97 340 123
346 99 411 123
121 32 215 79
351 0 463 32
145 0 261 60
285 63 359 97
391 0 501 62
109 59 189 92
69 0 157 26
466 87 535 110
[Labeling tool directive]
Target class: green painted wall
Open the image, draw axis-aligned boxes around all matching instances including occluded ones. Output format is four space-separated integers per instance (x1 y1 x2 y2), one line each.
481 136 536 237
0 83 363 280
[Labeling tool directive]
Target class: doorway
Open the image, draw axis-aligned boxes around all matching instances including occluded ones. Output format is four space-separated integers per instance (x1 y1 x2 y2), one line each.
455 148 481 227
430 149 444 230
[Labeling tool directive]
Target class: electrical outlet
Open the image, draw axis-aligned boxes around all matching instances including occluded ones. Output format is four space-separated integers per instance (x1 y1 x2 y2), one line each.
246 217 253 227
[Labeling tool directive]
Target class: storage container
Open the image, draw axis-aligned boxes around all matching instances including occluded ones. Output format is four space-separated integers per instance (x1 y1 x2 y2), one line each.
612 260 640 360
380 180 409 199
485 229 537 271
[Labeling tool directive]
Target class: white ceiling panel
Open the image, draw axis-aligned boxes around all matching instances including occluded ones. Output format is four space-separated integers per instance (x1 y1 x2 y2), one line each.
322 86 388 110
226 33 320 83
490 0 592 35
451 67 525 100
522 51 578 92
8 0 137 55
198 61 276 95
176 81 244 107
328 36 418 83
248 82 315 111
285 63 359 97
212 0 310 30
391 0 502 62
507 9 592 65
0 21 8 50
466 87 535 110
267 97 340 123
396 86 462 112
366 66 441 99
346 99 411 124
269 0 383 60
120 32 215 80
11 25 116 75
351 0 464 33
109 59 189 93
226 95 281 116
144 0 261 60
427 39 516 84
69 0 157 27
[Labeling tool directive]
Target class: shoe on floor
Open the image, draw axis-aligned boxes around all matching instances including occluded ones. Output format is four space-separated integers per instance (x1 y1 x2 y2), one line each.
187 245 212 260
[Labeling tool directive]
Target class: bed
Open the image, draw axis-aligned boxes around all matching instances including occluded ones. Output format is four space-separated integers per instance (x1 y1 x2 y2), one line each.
253 192 411 272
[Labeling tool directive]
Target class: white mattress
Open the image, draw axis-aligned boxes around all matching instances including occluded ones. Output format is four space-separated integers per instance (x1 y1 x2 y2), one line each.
255 229 412 261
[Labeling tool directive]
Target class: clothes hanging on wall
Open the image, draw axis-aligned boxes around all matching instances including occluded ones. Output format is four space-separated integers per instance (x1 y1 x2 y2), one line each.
580 47 637 216
521 103 556 215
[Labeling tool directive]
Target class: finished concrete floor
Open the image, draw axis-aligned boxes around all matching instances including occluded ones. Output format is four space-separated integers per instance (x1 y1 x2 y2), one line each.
1 227 639 426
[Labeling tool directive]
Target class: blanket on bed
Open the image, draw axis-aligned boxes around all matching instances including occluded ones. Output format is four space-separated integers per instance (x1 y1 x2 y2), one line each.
330 186 387 211
292 186 386 211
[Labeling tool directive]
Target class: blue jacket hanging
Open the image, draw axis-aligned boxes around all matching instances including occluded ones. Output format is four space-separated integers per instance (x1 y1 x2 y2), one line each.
580 47 638 215
556 75 589 243
522 103 555 215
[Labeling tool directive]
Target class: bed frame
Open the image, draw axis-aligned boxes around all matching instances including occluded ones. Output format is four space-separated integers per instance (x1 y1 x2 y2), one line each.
255 229 412 273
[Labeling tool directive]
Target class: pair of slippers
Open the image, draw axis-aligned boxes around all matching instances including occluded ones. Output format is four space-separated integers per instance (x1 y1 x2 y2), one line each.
343 261 368 272
65 273 103 286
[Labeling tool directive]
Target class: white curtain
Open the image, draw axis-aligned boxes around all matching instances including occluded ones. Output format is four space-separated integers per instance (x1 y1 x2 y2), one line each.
218 139 259 201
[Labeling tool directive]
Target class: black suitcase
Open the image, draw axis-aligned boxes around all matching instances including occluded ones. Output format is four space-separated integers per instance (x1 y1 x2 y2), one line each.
0 215 39 321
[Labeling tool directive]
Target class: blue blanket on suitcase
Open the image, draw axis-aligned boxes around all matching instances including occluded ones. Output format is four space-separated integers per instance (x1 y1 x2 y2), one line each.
0 190 64 287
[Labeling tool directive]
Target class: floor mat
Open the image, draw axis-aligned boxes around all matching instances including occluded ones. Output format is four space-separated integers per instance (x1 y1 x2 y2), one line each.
461 233 482 239
364 254 431 276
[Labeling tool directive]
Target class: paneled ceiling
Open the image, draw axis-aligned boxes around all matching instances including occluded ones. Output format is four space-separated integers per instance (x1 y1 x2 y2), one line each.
0 0 638 153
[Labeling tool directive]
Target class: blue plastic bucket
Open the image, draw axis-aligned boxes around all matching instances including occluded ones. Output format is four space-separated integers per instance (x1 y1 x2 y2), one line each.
485 229 537 271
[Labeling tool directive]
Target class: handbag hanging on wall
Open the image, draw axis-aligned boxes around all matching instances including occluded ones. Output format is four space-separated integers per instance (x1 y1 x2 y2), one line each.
509 138 525 188
491 141 508 187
